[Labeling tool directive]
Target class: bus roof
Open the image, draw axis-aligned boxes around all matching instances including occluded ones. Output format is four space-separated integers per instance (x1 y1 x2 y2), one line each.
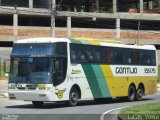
73 37 122 44
14 37 68 44
14 37 156 50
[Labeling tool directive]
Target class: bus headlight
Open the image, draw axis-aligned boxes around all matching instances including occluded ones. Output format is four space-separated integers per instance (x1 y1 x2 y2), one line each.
39 87 51 90
46 87 51 90
38 84 51 90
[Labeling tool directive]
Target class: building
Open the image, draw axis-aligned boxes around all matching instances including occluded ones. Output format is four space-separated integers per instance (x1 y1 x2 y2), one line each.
0 0 159 45
0 0 160 76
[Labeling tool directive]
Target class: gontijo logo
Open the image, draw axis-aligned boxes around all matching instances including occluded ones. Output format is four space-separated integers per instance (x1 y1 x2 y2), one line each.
116 67 137 74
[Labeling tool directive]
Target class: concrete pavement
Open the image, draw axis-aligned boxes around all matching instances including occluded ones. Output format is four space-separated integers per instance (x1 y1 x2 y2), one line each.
0 80 8 98
158 84 160 92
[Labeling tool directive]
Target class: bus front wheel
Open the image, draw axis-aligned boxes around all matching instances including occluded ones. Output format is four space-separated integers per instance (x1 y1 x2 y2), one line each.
68 87 79 106
128 85 136 102
32 101 44 107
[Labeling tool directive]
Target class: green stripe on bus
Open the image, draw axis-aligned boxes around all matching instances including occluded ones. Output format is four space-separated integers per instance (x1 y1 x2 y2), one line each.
92 65 111 97
81 41 91 45
69 39 82 44
82 64 103 98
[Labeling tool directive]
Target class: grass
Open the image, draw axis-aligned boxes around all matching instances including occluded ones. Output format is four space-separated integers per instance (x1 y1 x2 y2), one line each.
158 65 160 83
0 64 9 80
0 64 5 77
119 103 160 120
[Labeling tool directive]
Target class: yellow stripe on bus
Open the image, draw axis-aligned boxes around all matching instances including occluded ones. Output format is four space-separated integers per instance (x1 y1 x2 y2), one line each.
100 65 157 97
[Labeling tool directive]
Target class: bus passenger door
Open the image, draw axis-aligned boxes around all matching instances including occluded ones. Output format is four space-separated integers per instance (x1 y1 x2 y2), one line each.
53 58 67 86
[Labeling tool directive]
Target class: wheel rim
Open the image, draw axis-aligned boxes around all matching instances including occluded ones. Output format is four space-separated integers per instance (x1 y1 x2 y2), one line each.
137 89 143 99
70 91 78 104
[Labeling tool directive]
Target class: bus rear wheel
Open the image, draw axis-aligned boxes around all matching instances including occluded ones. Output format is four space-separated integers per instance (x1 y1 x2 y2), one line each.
128 85 136 102
32 101 44 107
136 87 143 101
68 87 79 106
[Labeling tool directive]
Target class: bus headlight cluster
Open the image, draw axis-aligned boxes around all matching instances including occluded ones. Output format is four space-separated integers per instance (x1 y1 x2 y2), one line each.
39 87 51 90
38 84 51 90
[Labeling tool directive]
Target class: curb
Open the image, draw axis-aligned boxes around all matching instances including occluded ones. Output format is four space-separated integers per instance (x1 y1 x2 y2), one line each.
0 80 8 83
101 110 121 120
118 113 126 120
0 93 8 98
100 106 129 120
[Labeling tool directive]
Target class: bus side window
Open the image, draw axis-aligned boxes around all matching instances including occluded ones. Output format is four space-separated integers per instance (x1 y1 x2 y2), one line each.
141 50 150 65
115 55 122 64
86 46 100 63
78 51 83 60
131 50 140 65
106 50 113 64
80 53 85 60
123 48 132 65
86 50 93 62
128 58 132 64
147 58 151 64
150 51 156 65
79 50 86 63
115 48 122 64
95 51 101 63
71 51 77 62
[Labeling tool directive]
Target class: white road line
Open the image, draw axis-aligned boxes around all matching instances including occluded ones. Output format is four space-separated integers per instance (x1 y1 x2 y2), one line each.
100 106 130 120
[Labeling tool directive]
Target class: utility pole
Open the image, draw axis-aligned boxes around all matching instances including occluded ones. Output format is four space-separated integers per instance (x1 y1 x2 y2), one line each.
51 0 56 37
13 5 18 36
136 20 141 45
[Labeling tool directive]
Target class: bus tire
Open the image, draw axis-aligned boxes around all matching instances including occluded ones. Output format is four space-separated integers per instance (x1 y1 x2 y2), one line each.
68 87 79 106
128 85 136 102
136 87 143 101
32 101 44 107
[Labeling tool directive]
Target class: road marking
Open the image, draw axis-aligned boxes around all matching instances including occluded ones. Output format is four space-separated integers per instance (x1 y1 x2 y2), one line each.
100 106 130 120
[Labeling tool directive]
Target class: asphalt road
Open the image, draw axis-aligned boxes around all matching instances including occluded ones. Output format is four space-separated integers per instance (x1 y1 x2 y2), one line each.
0 92 160 120
0 83 8 90
0 82 160 120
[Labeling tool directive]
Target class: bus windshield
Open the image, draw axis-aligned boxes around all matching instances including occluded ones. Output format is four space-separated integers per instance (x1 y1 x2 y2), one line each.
12 43 53 56
10 57 52 84
9 42 67 85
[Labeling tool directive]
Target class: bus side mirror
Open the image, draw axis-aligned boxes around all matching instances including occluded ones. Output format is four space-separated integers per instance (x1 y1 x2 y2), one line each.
4 59 10 73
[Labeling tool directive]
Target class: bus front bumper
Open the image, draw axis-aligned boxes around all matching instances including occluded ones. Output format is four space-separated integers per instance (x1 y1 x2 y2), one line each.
8 90 59 102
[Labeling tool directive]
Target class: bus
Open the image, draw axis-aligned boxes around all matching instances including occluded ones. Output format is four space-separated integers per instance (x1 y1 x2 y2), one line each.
8 37 158 106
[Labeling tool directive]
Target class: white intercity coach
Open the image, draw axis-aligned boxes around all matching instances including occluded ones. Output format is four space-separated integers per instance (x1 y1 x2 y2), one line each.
8 37 158 106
